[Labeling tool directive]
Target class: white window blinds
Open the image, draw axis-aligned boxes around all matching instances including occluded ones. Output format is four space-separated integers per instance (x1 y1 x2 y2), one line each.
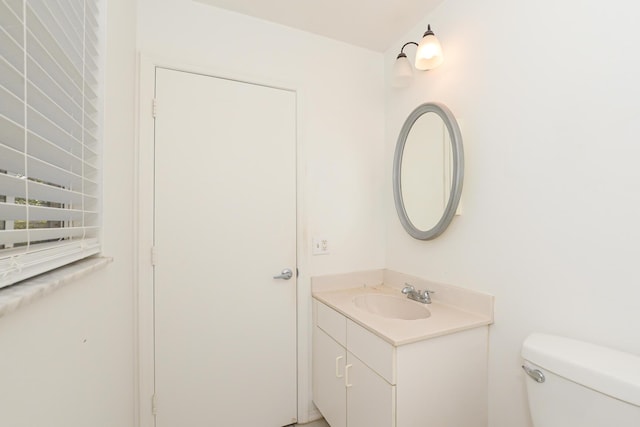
0 0 102 289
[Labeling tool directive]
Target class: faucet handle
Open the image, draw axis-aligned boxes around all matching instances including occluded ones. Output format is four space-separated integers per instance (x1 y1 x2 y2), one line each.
401 283 415 294
420 289 435 303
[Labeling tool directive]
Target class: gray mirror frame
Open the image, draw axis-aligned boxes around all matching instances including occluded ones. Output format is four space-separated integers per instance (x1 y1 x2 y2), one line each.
393 102 464 240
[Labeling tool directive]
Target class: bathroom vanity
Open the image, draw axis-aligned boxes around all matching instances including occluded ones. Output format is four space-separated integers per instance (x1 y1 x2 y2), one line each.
312 270 494 427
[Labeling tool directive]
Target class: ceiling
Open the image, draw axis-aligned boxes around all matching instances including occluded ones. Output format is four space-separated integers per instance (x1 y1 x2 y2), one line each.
193 0 446 52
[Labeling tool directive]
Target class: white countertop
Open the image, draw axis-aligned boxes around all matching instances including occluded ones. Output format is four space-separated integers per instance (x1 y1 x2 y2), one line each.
313 285 493 346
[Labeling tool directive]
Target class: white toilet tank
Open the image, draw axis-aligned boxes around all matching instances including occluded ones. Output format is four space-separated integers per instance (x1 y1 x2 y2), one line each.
522 333 640 427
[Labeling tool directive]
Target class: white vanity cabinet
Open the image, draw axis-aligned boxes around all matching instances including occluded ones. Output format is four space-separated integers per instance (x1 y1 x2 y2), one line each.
312 298 489 427
313 300 395 427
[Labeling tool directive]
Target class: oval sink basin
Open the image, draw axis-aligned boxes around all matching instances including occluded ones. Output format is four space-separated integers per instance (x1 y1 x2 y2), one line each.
352 294 431 320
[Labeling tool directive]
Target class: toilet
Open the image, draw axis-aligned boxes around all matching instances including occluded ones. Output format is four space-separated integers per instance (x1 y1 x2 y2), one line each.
521 333 640 426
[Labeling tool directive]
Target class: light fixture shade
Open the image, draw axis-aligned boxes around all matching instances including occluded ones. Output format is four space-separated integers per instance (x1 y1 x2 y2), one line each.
392 53 414 88
415 29 444 71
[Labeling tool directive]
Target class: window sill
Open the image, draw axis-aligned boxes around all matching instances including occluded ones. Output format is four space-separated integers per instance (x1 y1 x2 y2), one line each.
0 256 113 319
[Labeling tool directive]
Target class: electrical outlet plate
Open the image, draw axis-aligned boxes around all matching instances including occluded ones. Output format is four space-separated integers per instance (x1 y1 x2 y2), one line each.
312 237 329 255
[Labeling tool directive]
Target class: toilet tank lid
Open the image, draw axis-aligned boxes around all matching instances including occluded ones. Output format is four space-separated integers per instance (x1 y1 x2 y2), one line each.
522 333 640 407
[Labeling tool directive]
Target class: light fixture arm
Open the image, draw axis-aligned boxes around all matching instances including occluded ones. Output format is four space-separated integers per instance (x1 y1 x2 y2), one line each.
396 41 418 60
400 41 418 54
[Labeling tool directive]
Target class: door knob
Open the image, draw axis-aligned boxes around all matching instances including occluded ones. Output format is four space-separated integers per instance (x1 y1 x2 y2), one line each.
273 268 293 280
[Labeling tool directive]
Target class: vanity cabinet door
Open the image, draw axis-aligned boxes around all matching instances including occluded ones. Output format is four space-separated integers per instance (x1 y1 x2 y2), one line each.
346 353 395 427
313 326 347 427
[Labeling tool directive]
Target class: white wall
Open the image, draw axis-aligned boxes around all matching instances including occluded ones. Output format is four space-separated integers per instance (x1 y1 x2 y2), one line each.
385 0 640 426
0 0 137 426
136 0 386 421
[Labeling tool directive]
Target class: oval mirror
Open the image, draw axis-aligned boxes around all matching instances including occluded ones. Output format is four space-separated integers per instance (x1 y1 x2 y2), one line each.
393 102 464 240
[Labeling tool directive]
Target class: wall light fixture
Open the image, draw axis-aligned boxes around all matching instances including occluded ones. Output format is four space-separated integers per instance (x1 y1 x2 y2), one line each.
393 25 444 88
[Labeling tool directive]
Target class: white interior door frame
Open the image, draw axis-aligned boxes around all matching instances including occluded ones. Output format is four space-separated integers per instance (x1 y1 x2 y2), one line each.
135 54 313 427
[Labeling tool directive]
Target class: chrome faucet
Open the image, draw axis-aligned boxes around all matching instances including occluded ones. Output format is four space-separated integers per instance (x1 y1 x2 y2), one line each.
401 283 435 304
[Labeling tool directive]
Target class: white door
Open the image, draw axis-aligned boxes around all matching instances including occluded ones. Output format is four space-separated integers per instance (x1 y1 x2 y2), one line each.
153 68 297 426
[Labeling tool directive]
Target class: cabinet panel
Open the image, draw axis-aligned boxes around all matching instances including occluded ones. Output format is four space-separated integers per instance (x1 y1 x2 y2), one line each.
396 327 489 427
346 353 395 427
317 300 347 346
313 326 347 427
347 320 396 384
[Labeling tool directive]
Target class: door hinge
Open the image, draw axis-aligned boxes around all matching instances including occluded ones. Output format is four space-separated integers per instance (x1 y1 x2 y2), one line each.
151 246 157 266
152 98 158 118
151 393 158 416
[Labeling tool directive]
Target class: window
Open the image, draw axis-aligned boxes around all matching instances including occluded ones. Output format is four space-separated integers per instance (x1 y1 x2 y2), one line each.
0 0 102 289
